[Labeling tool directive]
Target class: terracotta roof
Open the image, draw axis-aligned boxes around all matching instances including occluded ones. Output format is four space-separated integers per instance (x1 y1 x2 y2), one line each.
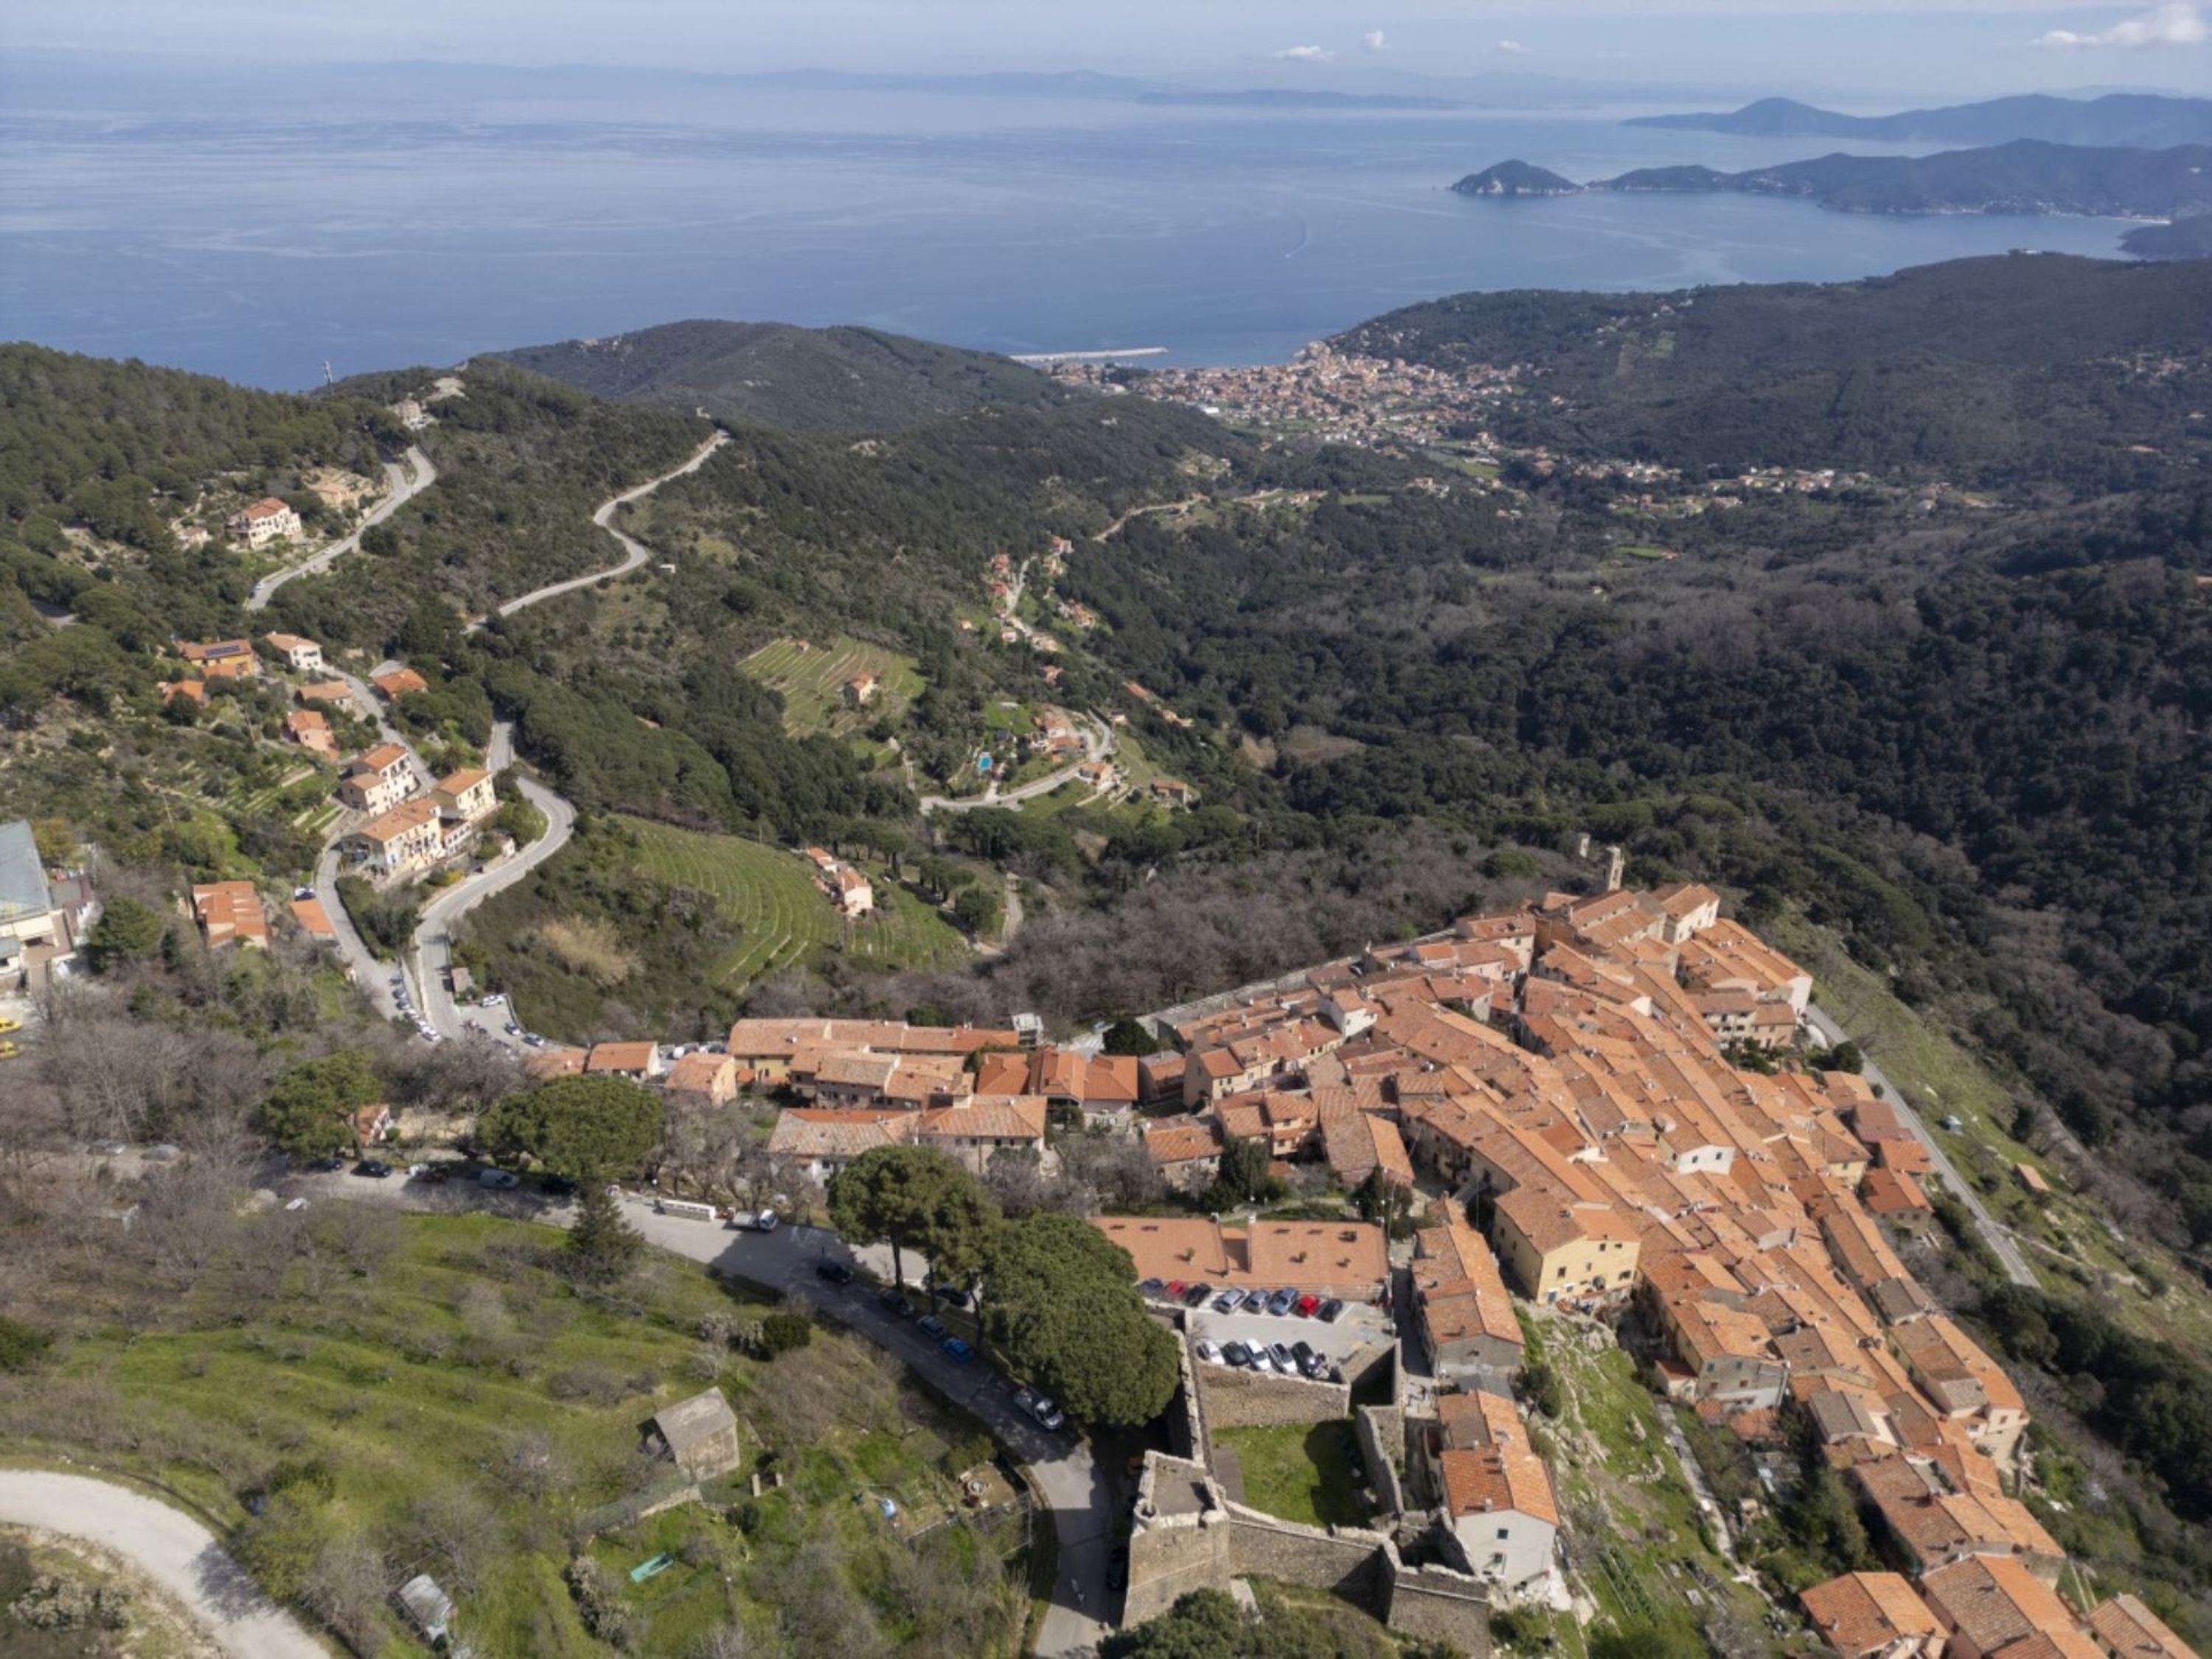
1798 1572 1941 1658
768 1107 914 1160
1436 1392 1559 1528
523 1047 587 1079
919 1095 1048 1142
664 1052 736 1096
2087 1593 2197 1659
585 1041 658 1074
1921 1557 2086 1659
288 896 336 938
1144 1117 1225 1166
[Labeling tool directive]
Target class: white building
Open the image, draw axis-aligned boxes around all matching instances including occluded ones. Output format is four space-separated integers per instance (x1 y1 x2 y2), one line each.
228 497 302 548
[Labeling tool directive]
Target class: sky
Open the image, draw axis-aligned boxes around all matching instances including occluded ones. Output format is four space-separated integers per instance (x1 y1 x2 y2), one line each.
10 1 2212 101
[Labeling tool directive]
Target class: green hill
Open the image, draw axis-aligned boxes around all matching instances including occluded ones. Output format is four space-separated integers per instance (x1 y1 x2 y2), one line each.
1335 251 2212 483
1628 91 2212 149
498 320 1072 433
1597 139 2212 220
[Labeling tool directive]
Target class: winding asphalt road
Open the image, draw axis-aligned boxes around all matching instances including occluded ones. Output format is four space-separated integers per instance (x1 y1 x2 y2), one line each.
1805 1003 2036 1288
627 1207 1113 1657
918 712 1115 815
0 1471 327 1658
484 428 728 625
245 447 435 613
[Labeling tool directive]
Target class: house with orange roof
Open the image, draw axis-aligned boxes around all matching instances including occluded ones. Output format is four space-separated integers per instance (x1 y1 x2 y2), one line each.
768 1108 917 1185
288 894 337 941
1320 1108 1414 1192
226 496 300 547
1798 1571 1944 1659
1091 1217 1388 1298
262 631 324 672
178 638 260 678
370 665 428 700
585 1041 662 1079
1425 1389 1560 1594
1652 1293 1787 1413
523 1046 588 1081
341 798 442 877
283 709 338 758
664 1051 740 1109
1412 1222 1523 1385
296 678 355 709
338 743 418 815
1144 1116 1227 1192
1919 1554 2100 1659
916 1095 1048 1174
2087 1593 2197 1659
190 881 268 949
1489 1189 1641 1305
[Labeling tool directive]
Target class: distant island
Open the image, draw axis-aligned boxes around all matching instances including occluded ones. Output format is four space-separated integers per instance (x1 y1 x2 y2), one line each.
1453 139 2212 223
1135 88 1460 111
1451 160 1582 198
1626 91 2212 149
2122 213 2212 260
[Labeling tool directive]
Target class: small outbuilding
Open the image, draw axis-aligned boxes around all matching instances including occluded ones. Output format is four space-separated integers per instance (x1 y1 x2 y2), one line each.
396 1573 454 1644
648 1388 742 1480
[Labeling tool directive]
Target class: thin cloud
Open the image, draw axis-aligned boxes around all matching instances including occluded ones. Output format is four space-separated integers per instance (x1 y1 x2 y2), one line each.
1362 29 1388 53
2033 1 2206 46
1273 44 1333 62
1496 38 1532 54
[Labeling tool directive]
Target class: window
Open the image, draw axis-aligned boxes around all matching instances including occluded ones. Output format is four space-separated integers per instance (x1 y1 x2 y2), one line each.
1496 1528 1510 1540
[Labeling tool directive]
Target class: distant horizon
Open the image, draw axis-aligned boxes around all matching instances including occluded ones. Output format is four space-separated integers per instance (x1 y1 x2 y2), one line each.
10 1 2212 102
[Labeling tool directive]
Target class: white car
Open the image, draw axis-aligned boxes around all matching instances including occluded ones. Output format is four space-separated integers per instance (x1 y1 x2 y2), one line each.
481 992 506 1007
1194 1340 1223 1364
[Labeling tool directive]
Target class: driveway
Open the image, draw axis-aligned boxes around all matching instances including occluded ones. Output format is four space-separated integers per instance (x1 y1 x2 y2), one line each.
0 1470 328 1658
246 446 435 613
1804 1004 2037 1289
625 1207 1115 1656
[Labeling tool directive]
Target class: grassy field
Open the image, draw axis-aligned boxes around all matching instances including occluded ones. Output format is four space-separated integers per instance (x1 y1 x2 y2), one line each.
625 817 967 990
15 1210 1027 1658
1211 1422 1369 1530
738 636 923 737
1527 1310 1773 1654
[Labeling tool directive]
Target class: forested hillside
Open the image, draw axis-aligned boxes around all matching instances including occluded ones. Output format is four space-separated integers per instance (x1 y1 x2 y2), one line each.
500 320 1069 432
1337 254 2212 486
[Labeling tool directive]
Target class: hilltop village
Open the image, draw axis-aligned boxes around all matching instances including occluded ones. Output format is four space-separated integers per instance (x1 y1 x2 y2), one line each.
419 878 2163 1656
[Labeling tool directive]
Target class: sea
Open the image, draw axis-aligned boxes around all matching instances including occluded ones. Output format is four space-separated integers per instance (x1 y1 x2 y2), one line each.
0 88 2146 390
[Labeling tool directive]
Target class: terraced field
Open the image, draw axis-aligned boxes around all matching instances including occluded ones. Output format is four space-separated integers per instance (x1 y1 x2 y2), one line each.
625 817 968 990
738 636 924 737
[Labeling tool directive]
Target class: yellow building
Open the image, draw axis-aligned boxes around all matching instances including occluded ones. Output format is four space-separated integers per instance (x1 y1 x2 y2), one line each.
1489 1189 1641 1304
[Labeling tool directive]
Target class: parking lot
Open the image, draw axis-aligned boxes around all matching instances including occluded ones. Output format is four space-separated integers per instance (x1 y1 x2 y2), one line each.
1144 1285 1394 1379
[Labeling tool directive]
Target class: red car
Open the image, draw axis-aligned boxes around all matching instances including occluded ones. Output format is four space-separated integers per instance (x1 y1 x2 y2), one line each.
1166 1280 1187 1297
1295 1293 1321 1318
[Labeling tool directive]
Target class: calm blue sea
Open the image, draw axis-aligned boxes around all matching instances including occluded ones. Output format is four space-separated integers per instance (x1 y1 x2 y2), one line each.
0 94 2144 389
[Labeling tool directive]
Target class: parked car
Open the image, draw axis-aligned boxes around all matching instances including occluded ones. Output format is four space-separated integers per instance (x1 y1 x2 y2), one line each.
307 1155 344 1173
930 1284 971 1308
1293 1341 1327 1378
1194 1340 1223 1364
1138 1278 1167 1298
878 1290 917 1320
1222 1341 1252 1368
815 1261 855 1286
353 1158 392 1179
1266 1287 1298 1317
1295 1293 1321 1318
1211 1289 1245 1313
481 992 506 1007
1318 1298 1345 1323
1164 1280 1186 1298
1180 1282 1214 1307
1267 1342 1296 1372
917 1315 947 1339
1246 1349 1275 1374
478 1168 520 1189
1031 1396 1066 1433
942 1338 975 1364
504 1020 522 1035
